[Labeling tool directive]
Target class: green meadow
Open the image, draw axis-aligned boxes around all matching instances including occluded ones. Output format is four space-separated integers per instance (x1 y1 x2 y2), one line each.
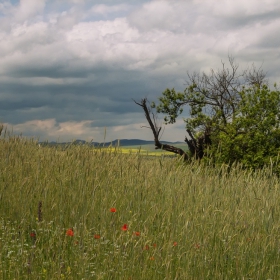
1 136 280 279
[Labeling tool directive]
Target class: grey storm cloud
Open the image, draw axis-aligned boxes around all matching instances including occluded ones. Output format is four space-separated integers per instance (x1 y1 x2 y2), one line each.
0 0 280 142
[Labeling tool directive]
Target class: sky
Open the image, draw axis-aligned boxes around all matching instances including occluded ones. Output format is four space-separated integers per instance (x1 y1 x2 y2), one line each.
0 0 280 143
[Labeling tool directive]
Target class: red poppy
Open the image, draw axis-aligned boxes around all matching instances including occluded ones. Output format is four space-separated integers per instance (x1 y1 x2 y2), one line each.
173 242 178 246
153 244 157 248
121 224 128 231
144 245 149 250
66 228 74 236
134 231 140 236
110 208 116 213
30 232 36 238
94 234 101 239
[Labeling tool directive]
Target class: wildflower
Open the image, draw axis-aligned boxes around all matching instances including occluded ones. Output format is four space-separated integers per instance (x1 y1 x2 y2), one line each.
144 245 149 250
194 243 200 249
153 244 157 248
134 231 140 236
66 228 74 236
94 234 101 239
121 224 128 231
173 242 178 246
150 256 155 260
30 231 36 243
110 208 116 213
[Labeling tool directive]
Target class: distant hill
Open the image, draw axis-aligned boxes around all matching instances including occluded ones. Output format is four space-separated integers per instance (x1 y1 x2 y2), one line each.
41 139 185 147
92 139 185 147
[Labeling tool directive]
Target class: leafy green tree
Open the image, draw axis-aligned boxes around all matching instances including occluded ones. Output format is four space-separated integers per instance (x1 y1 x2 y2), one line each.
137 57 280 171
213 85 280 169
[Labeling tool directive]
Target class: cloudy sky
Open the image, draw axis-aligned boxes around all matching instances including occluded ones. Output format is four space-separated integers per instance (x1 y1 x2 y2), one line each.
0 0 280 143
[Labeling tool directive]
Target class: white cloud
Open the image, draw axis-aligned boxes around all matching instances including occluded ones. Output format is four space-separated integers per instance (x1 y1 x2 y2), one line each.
15 0 46 21
5 119 97 141
4 119 160 142
196 0 280 17
2 0 278 79
0 2 13 14
128 1 193 32
90 3 130 16
2 97 192 141
70 0 85 3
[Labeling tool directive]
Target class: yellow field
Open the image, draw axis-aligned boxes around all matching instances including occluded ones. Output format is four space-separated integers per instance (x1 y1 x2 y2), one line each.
97 146 176 156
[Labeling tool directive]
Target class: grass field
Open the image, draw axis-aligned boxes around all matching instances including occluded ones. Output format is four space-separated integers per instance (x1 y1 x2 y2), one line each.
1 136 280 279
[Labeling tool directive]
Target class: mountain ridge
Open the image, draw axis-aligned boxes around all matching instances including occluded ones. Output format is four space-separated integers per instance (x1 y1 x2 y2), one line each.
41 139 185 147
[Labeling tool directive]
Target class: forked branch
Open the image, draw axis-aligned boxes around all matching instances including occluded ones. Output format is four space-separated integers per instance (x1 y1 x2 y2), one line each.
134 98 189 160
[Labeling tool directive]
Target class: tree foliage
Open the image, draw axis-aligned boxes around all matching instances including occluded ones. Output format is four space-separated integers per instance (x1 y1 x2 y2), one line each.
137 57 280 172
213 85 280 169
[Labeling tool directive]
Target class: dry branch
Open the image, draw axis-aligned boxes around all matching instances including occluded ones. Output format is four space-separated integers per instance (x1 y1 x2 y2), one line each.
134 98 189 160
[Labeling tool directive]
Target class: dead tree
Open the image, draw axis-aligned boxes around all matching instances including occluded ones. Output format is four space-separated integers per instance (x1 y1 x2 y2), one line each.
0 124 3 137
134 98 189 160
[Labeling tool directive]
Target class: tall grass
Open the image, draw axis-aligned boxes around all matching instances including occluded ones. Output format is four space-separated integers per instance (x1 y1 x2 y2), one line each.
0 135 280 279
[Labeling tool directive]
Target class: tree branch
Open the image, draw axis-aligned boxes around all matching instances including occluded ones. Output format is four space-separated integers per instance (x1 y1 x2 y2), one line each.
134 98 189 160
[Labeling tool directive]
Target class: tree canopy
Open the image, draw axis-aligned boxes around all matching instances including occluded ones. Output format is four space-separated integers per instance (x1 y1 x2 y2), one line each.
136 57 280 173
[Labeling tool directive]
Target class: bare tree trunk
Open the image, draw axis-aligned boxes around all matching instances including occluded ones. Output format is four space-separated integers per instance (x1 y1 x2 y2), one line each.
0 124 3 136
134 98 189 160
185 129 211 159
